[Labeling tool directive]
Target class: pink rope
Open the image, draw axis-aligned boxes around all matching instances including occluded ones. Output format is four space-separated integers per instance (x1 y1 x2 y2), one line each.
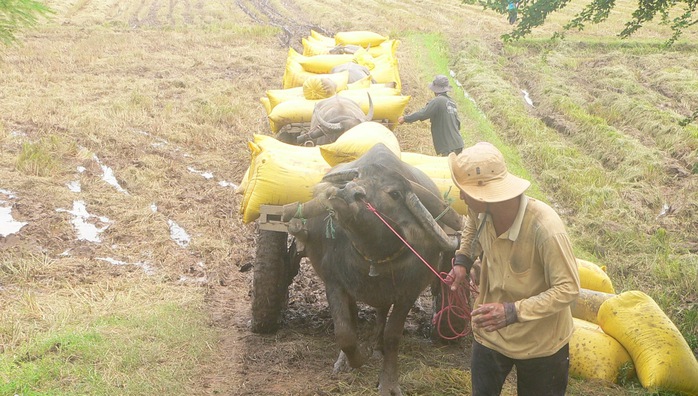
433 267 479 340
364 201 477 339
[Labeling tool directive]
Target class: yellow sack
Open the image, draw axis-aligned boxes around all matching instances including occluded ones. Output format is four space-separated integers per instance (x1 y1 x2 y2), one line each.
577 258 615 293
303 76 338 100
352 48 376 70
283 50 352 89
267 89 392 133
303 37 393 58
319 121 401 166
347 75 372 90
570 318 635 384
302 37 332 56
298 53 355 74
267 98 318 133
310 29 334 45
570 288 615 324
401 152 468 215
241 135 331 223
338 86 401 101
335 31 388 47
271 72 349 109
337 94 409 130
367 39 399 59
370 54 401 91
260 96 272 115
598 291 698 394
266 87 303 111
282 48 315 89
400 152 451 178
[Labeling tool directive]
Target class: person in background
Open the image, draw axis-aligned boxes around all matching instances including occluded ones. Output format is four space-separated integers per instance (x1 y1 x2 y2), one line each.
507 0 519 24
447 142 580 396
398 75 464 156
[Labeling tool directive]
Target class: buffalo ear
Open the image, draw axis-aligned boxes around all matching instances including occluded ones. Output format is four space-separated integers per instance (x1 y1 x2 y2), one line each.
322 168 359 185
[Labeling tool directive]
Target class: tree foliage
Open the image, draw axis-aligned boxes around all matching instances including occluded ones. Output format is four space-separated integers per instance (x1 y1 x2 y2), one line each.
463 0 698 45
0 0 53 46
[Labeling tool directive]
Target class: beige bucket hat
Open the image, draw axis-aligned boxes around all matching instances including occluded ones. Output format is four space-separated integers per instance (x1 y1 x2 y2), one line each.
448 142 530 203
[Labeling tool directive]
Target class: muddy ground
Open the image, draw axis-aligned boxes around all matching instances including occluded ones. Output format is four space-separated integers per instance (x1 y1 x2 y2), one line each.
2 0 695 395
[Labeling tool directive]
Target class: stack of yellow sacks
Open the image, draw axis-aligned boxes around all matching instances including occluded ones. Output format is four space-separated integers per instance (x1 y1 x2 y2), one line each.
290 30 402 90
570 259 698 394
237 122 465 223
259 30 409 134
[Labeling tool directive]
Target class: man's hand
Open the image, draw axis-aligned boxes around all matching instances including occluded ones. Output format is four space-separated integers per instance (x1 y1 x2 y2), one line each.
472 302 517 332
472 303 507 332
450 255 481 292
448 264 469 292
397 116 405 124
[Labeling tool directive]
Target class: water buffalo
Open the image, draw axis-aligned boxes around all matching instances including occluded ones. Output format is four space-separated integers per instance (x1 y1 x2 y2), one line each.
281 143 463 396
329 45 363 55
297 94 374 146
331 62 374 83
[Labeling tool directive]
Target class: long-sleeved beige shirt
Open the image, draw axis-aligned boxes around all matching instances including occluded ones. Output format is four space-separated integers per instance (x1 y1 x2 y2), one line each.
457 195 580 359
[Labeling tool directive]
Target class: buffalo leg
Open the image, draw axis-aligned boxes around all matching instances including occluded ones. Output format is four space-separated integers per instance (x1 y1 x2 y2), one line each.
326 286 366 370
373 306 389 357
378 302 413 396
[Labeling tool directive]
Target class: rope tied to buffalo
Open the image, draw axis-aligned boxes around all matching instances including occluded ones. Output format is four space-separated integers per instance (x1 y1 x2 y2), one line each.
433 263 479 340
363 200 477 340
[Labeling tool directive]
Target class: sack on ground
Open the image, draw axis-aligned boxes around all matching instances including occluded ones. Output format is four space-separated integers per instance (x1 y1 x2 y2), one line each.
577 258 615 293
570 318 635 384
598 291 698 394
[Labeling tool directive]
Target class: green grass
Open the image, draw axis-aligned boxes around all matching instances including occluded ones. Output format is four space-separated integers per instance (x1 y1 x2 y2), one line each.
461 36 697 356
0 287 213 395
402 32 546 202
16 139 63 177
400 27 697 396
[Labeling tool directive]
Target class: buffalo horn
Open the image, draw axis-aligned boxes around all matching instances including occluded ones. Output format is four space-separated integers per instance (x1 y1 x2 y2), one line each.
316 98 344 133
281 199 328 222
408 181 463 232
405 191 458 251
364 93 374 122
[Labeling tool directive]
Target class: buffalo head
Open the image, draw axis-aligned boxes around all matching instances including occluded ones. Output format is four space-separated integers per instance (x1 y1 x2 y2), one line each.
297 94 374 146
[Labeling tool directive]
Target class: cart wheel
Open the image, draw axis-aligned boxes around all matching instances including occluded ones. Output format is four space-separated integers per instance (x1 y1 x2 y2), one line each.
251 229 291 333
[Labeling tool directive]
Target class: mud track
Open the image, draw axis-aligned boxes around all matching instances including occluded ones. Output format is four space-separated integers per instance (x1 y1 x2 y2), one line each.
199 2 469 395
236 0 331 50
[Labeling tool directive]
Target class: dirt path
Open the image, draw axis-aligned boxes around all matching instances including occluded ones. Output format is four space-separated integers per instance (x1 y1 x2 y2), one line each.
199 2 472 394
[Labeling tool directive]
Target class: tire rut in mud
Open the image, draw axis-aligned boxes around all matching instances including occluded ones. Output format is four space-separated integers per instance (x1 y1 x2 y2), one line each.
236 0 332 49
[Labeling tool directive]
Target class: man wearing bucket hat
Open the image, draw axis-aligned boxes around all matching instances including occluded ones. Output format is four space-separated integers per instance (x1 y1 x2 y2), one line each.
397 75 464 156
447 142 580 396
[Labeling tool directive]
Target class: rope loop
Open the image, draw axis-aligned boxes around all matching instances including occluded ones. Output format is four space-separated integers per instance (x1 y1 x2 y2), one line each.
432 263 480 340
364 200 477 340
